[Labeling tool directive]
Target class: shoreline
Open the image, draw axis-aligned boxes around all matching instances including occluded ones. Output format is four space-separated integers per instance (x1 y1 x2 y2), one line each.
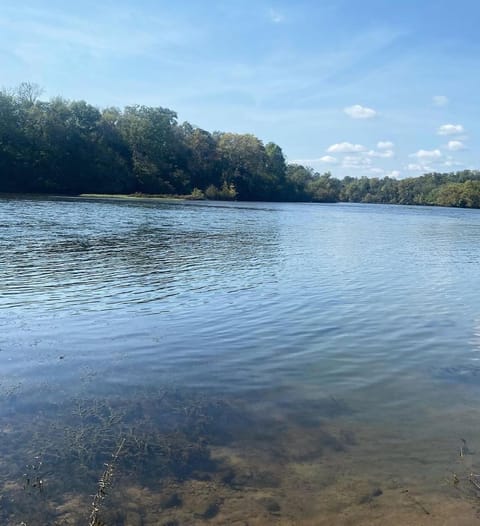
1 192 480 210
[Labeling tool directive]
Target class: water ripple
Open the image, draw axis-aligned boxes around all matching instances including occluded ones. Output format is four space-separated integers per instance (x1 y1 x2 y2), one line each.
1 197 480 411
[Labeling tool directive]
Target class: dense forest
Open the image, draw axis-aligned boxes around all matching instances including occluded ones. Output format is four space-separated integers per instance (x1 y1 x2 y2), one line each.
1 83 480 208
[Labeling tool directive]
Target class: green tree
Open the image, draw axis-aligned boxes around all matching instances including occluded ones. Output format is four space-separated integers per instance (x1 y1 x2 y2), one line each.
216 133 270 200
307 172 341 202
118 105 181 193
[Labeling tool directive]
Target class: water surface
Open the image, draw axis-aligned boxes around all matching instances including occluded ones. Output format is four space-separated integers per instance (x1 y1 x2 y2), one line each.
1 196 480 525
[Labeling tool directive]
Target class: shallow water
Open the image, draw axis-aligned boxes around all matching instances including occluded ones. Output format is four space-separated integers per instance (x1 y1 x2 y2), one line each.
2 196 480 524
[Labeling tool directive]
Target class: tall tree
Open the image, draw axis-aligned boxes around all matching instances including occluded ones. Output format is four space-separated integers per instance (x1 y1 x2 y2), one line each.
118 105 181 193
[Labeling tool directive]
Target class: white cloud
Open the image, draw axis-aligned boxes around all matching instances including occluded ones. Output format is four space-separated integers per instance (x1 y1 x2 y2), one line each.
446 140 465 151
442 157 463 168
342 155 372 168
319 155 338 163
377 141 394 149
367 167 401 178
406 163 434 173
344 104 377 119
433 95 448 107
290 156 337 165
367 149 394 158
327 142 366 153
410 149 442 160
386 170 401 179
437 124 464 136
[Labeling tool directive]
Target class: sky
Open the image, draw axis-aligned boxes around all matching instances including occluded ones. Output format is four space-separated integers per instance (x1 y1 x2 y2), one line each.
1 0 479 179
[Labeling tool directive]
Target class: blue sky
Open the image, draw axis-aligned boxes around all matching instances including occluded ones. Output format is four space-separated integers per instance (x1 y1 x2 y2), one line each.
1 0 479 179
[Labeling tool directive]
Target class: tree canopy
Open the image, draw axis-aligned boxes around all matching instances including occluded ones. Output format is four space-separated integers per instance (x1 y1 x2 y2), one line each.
1 84 480 208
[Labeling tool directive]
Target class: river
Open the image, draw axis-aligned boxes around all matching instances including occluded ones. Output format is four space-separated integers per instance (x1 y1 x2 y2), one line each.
1 196 480 525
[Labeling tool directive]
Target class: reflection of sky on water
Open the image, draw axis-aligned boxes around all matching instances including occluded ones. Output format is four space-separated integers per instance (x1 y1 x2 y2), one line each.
1 198 480 412
2 198 480 524
471 317 480 359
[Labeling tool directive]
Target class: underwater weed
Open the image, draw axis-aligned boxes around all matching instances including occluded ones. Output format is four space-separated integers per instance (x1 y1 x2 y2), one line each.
88 438 125 526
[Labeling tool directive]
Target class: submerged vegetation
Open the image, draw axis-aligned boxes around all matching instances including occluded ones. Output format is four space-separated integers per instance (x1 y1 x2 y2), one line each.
0 386 357 525
3 382 480 524
1 82 480 208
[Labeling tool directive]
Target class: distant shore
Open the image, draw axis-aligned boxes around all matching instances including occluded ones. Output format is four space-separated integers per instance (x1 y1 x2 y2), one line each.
2 191 480 210
79 192 205 202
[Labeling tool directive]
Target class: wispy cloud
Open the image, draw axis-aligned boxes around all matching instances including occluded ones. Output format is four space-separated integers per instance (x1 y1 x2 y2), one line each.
432 95 448 107
0 4 199 64
268 8 285 23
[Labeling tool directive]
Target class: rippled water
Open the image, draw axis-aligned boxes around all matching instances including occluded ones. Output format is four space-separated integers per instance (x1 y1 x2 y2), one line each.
2 196 480 525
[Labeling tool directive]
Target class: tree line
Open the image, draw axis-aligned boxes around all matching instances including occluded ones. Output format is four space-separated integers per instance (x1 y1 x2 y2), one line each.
1 83 480 208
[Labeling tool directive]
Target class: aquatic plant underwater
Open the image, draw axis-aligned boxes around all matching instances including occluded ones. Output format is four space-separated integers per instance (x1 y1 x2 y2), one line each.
0 386 364 525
